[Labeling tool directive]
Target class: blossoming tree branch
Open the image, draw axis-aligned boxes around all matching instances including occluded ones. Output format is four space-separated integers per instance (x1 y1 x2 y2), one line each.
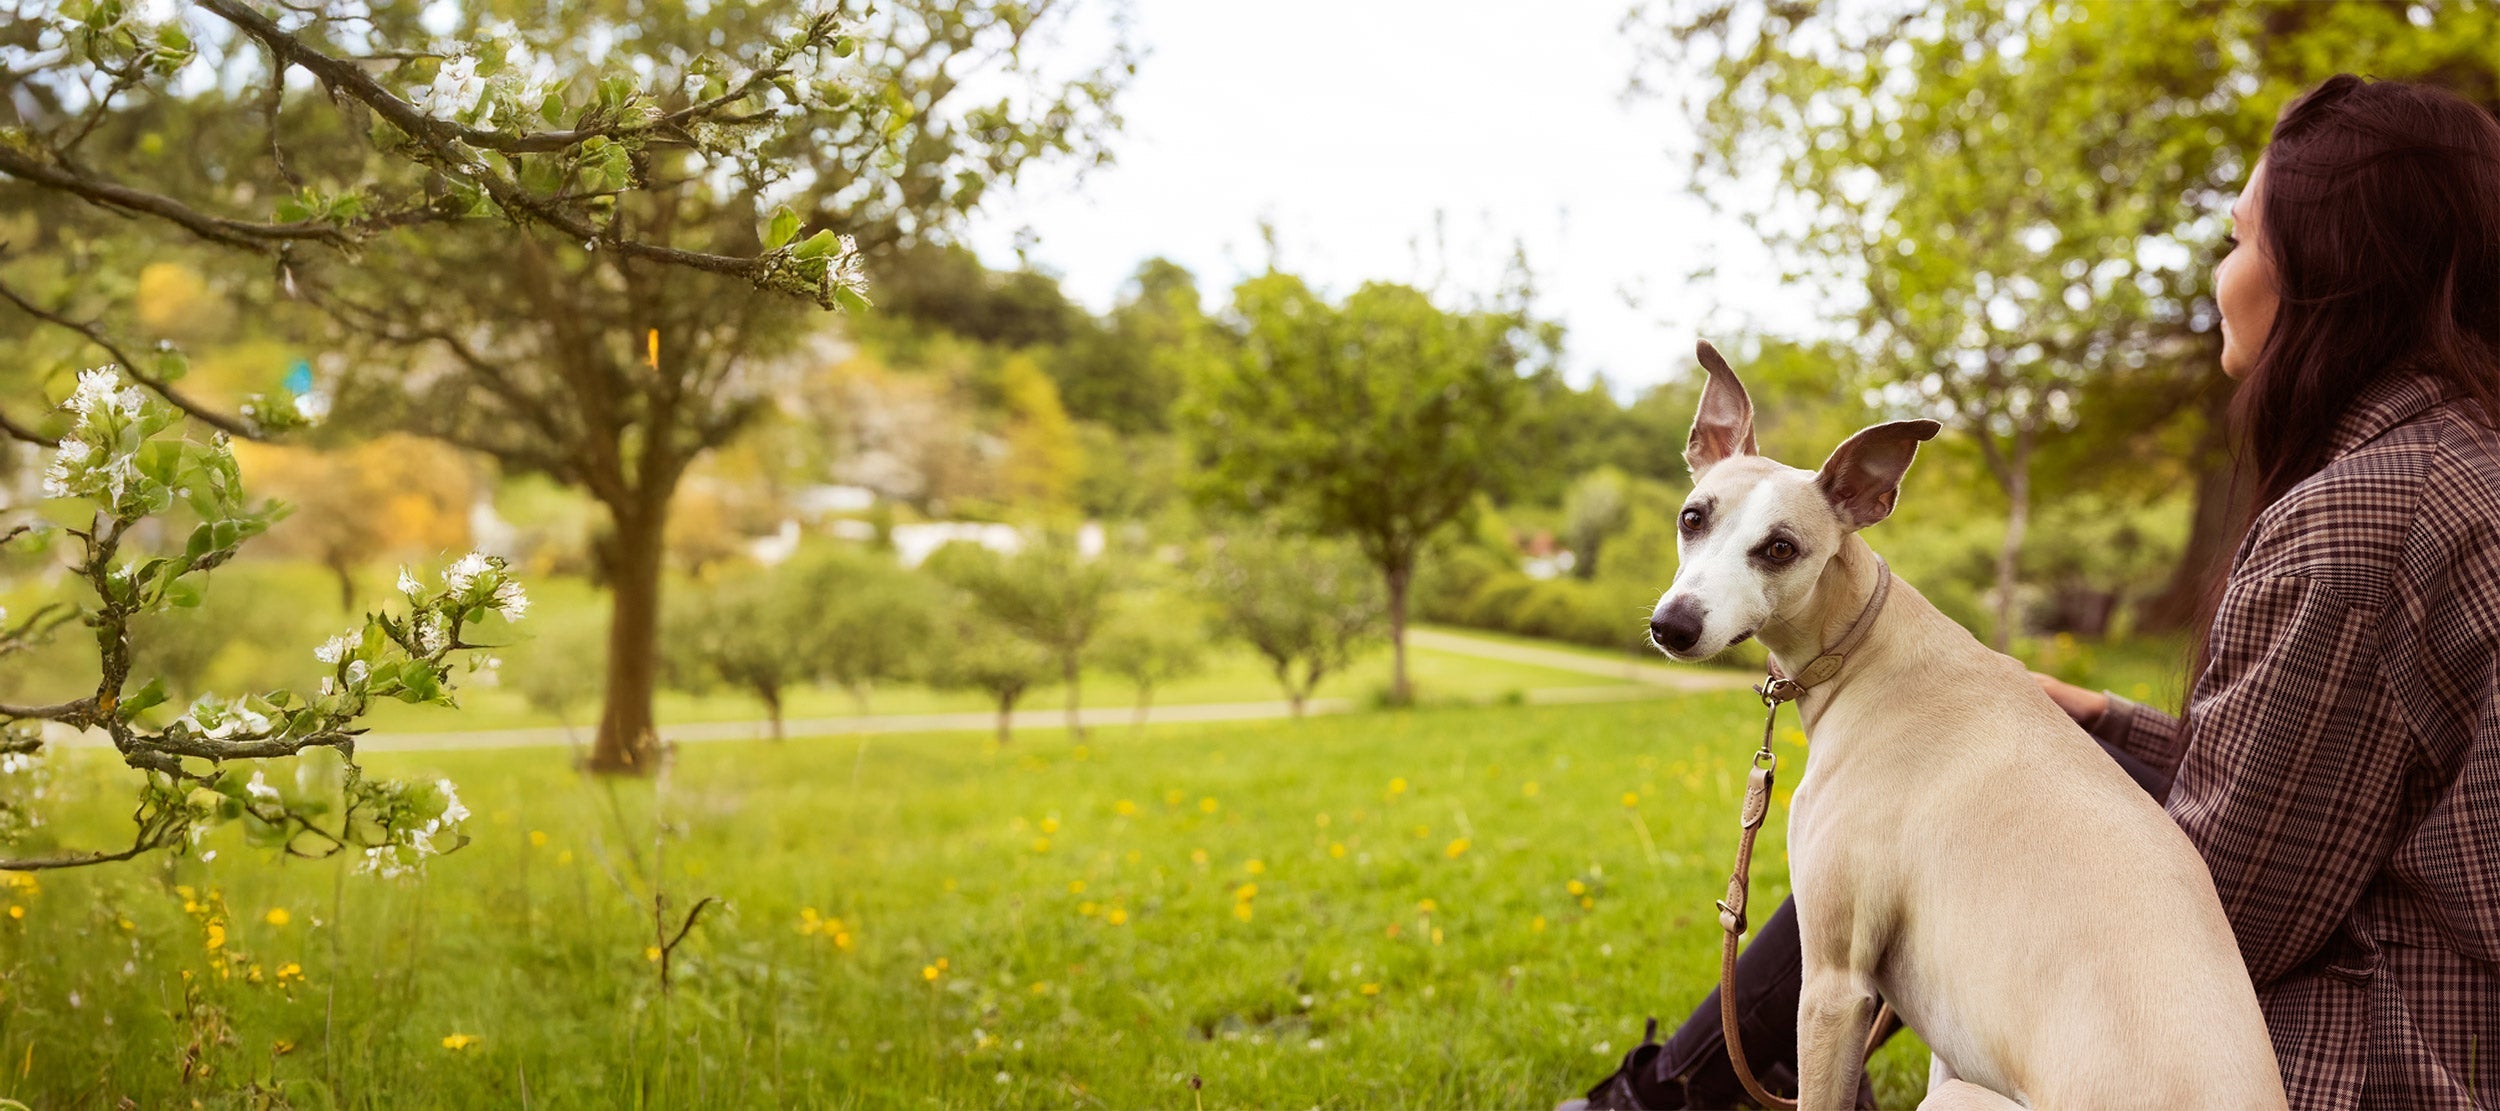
0 370 514 871
3 0 1129 776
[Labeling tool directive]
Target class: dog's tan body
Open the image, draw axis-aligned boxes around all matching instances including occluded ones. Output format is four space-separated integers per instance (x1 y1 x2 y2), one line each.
1770 535 2282 1108
1651 346 2284 1109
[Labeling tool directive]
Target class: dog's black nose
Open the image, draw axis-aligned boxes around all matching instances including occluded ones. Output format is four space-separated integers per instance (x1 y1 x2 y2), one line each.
1650 598 1705 653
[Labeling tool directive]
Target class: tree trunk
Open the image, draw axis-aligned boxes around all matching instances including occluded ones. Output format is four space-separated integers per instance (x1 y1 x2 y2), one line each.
1063 654 1085 739
1133 687 1151 729
1385 559 1413 705
1289 688 1307 719
762 686 784 743
589 503 668 775
994 692 1017 745
1991 438 2034 652
2138 403 2238 634
327 554 356 612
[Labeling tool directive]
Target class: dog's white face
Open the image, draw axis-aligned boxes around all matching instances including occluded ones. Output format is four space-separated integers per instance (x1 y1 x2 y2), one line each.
1648 343 1939 661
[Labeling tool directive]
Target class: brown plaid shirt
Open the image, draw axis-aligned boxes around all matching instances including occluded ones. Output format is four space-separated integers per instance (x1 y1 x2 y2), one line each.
2095 371 2500 1110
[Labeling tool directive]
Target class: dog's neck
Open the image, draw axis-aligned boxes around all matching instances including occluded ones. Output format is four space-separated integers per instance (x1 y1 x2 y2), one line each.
1758 533 1887 681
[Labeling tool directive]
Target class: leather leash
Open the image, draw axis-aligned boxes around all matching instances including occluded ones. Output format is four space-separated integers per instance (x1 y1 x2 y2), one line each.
1716 556 1896 1109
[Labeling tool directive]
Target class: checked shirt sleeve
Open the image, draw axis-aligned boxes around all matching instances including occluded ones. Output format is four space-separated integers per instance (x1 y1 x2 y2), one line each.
2089 690 2186 785
2159 573 2416 987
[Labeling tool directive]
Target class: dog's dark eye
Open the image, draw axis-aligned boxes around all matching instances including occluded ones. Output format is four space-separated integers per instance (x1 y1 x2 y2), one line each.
1679 508 1705 531
1767 539 1797 561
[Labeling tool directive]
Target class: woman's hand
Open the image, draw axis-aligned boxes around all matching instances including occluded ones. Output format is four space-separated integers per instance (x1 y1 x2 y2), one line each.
2032 671 2110 730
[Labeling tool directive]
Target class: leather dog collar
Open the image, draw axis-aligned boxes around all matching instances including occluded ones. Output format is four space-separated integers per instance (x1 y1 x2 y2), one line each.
1756 555 1891 705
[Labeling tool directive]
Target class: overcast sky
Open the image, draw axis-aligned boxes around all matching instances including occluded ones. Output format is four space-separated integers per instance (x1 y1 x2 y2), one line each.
959 0 1820 396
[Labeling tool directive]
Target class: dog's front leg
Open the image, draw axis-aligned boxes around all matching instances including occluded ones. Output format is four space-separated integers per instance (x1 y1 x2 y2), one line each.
1795 967 1880 1110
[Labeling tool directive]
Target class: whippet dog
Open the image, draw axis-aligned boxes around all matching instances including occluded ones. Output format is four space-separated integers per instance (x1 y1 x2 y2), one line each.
1647 343 2283 1110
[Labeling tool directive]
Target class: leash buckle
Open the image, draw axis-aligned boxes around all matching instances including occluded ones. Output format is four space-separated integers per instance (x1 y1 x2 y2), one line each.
1755 676 1804 705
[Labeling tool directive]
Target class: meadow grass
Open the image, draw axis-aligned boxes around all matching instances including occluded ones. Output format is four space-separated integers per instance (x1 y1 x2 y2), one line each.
0 693 1947 1108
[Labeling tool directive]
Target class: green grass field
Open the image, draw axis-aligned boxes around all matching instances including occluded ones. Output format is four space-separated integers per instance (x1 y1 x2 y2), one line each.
0 693 1953 1108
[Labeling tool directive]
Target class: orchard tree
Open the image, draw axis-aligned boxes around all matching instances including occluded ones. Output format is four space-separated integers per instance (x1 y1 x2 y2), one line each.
661 567 819 742
789 546 940 715
928 537 1116 738
1183 275 1523 703
1198 533 1382 719
0 370 505 872
923 597 1057 745
1 0 1132 774
1094 594 1208 726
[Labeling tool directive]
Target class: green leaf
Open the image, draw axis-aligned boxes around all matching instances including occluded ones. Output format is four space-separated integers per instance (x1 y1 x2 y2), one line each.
117 678 167 721
793 229 839 259
766 206 800 250
832 285 872 314
162 578 202 608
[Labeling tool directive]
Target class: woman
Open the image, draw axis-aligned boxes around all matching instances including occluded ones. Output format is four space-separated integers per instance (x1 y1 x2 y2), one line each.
1574 74 2500 1110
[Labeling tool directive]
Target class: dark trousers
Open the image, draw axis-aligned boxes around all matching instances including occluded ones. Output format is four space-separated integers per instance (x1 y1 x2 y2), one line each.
1632 738 2174 1107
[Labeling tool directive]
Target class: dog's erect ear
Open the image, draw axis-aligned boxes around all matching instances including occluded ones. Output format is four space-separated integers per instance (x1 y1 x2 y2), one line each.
1816 419 1943 529
1684 341 1758 477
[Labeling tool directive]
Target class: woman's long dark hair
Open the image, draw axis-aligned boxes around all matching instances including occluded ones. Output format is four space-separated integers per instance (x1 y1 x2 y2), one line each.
2193 75 2500 673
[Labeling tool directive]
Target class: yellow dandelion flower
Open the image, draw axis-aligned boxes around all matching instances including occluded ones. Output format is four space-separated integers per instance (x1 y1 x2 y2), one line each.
1232 903 1253 921
277 963 303 981
1522 781 1541 797
1531 915 1547 933
529 830 548 847
248 964 264 983
1234 883 1258 901
556 850 574 866
1359 982 1381 996
1079 901 1098 917
1114 799 1137 817
1040 817 1060 834
1431 927 1444 946
1068 880 1087 894
834 932 853 950
1031 837 1051 853
1190 848 1209 866
264 908 290 927
644 946 661 962
1444 838 1470 859
1386 922 1402 938
1328 842 1347 859
6 906 21 920
1580 895 1595 909
1314 813 1331 828
1244 859 1265 875
921 964 940 981
442 1034 479 1051
1198 797 1218 814
1417 899 1437 914
936 958 948 970
272 1039 295 1055
1386 777 1407 797
1621 792 1639 808
1106 908 1128 925
117 917 135 932
205 922 226 950
1164 788 1185 806
1030 981 1050 995
1567 879 1588 896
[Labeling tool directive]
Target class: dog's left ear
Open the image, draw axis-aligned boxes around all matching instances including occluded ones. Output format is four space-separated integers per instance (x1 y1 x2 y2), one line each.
1816 419 1943 529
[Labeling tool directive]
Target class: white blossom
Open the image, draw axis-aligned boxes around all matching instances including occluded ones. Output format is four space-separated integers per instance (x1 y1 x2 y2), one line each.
416 55 486 120
435 779 470 824
314 631 356 665
114 386 145 419
490 578 529 620
245 771 281 804
415 613 449 656
397 567 424 598
832 235 869 301
345 660 369 687
66 368 118 417
292 391 331 423
443 551 493 594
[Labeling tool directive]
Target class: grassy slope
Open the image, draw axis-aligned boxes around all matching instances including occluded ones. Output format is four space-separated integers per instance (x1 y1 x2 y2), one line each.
1 695 1940 1108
